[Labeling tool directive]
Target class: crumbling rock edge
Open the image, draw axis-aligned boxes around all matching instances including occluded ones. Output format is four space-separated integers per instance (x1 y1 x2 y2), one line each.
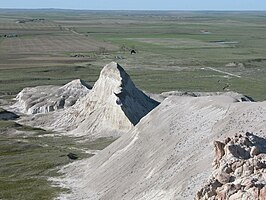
197 132 266 200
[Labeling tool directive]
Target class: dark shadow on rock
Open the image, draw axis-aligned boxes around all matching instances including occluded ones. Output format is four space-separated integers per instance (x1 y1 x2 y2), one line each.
0 109 19 120
246 132 266 154
113 63 160 126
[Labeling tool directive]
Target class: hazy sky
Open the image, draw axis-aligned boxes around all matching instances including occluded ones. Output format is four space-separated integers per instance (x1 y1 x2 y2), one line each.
1 0 266 10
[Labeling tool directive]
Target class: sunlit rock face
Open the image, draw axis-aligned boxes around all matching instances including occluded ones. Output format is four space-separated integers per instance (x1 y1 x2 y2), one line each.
12 79 91 114
15 62 159 138
197 132 266 200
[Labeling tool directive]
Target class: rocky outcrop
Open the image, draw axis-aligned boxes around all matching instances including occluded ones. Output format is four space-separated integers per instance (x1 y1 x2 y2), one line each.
160 91 254 102
21 62 159 138
76 61 159 126
197 132 266 200
12 79 91 114
63 61 160 137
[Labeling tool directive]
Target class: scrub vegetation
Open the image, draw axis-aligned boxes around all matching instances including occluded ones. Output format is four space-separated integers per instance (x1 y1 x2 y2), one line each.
0 119 116 200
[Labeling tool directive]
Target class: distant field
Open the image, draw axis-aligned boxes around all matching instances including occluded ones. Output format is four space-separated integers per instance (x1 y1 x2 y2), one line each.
0 12 118 74
0 10 266 101
0 64 101 95
0 34 117 53
69 11 266 100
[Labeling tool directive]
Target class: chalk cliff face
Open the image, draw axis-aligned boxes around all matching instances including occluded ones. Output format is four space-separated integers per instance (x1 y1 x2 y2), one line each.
89 62 159 126
12 79 91 114
197 133 266 200
18 62 159 138
66 62 160 137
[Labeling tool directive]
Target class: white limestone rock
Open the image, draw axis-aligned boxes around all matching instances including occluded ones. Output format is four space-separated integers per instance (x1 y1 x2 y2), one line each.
12 79 91 114
20 62 159 138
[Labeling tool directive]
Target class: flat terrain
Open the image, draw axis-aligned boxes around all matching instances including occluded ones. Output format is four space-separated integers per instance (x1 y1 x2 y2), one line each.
0 10 266 100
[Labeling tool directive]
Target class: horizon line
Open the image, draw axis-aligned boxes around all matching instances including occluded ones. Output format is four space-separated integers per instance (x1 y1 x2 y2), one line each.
0 8 266 12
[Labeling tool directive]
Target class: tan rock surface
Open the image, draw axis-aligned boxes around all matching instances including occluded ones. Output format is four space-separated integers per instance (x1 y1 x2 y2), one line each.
197 133 266 200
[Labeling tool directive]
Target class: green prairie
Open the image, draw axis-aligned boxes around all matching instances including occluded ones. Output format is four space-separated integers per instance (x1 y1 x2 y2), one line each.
0 10 266 100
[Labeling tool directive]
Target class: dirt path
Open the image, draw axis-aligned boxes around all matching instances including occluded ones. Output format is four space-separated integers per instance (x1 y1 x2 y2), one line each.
207 67 241 78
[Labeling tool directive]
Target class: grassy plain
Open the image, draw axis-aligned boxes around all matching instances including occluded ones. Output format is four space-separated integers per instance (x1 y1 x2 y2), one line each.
0 119 116 200
0 10 266 100
0 9 266 199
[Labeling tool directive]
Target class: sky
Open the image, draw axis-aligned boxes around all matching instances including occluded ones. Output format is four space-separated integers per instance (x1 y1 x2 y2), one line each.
1 0 266 11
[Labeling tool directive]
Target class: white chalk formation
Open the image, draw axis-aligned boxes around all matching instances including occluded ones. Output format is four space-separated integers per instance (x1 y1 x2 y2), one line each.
12 79 91 114
16 62 159 138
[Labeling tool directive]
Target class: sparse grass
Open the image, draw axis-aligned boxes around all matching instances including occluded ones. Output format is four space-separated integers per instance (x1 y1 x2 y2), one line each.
81 137 117 150
0 64 101 95
127 67 266 100
0 120 116 200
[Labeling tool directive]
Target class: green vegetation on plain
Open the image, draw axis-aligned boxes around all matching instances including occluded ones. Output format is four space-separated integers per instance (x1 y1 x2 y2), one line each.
0 64 101 95
1 10 266 100
0 120 116 200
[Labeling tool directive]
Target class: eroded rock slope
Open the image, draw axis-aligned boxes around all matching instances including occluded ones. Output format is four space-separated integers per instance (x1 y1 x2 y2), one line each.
56 95 266 200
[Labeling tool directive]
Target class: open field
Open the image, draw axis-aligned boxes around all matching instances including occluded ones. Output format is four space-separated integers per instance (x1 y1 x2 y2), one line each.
0 34 116 54
1 10 266 100
1 10 266 199
0 64 101 95
0 10 118 69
